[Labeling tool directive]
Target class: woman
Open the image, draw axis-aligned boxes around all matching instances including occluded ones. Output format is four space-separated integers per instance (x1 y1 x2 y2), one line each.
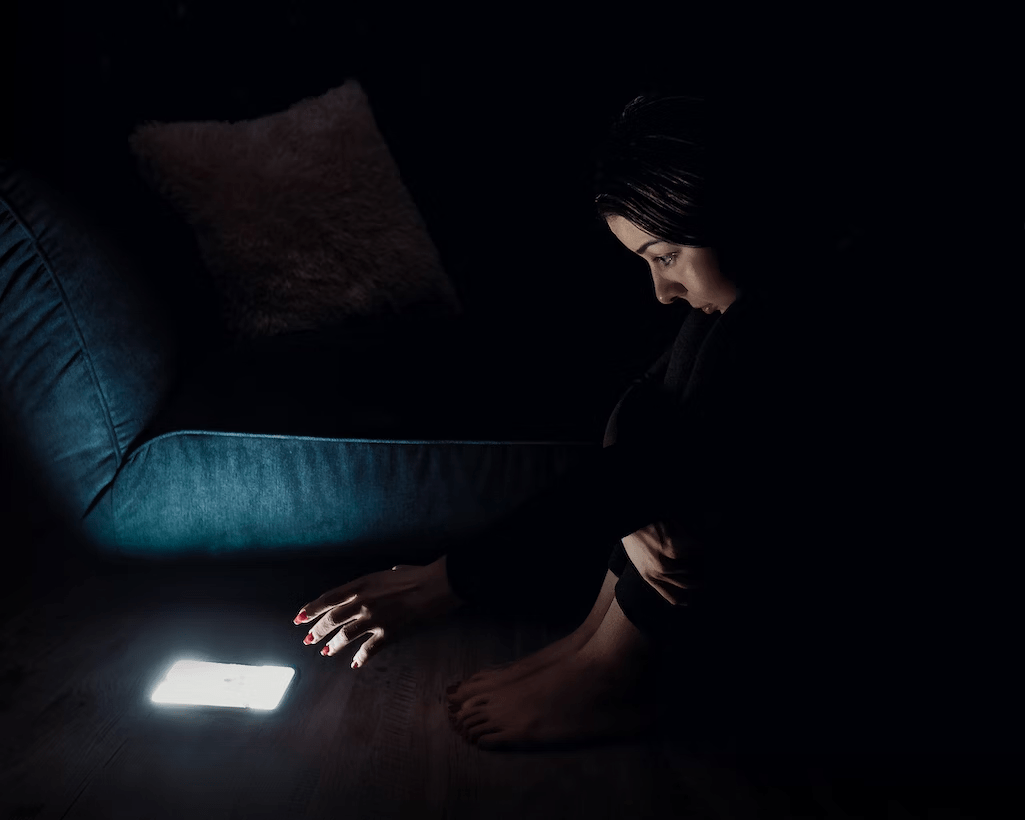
292 93 811 752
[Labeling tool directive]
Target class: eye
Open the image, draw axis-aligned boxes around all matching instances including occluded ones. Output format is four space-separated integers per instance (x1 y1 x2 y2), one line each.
654 253 677 268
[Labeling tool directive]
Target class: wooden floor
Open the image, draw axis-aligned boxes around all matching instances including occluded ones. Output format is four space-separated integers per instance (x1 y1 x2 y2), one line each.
0 535 1011 820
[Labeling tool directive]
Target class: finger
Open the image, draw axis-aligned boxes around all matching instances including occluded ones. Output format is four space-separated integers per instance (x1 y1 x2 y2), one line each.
321 615 371 655
651 581 690 606
294 580 362 624
305 603 364 644
349 627 386 669
295 591 359 625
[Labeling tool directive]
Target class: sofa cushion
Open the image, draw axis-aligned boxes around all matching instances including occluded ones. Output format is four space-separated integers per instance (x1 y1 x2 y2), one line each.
0 162 176 527
87 433 599 560
128 80 463 341
79 315 603 559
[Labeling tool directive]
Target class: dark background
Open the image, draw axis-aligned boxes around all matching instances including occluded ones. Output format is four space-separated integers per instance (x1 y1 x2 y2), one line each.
0 2 903 549
0 0 1017 763
1 1 909 337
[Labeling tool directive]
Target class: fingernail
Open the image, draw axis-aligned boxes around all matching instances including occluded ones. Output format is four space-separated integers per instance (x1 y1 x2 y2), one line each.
321 646 330 656
447 684 458 694
304 634 314 645
295 611 308 623
351 660 359 669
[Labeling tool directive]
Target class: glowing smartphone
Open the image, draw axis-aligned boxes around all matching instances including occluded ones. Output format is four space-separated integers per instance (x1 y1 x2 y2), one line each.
150 660 296 710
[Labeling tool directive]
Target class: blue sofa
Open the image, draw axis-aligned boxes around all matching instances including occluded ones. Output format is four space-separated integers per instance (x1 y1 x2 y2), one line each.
0 160 603 563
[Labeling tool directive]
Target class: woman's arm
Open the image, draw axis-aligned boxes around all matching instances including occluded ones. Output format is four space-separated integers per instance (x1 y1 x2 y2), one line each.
441 341 679 617
604 344 674 447
441 423 703 616
442 306 782 618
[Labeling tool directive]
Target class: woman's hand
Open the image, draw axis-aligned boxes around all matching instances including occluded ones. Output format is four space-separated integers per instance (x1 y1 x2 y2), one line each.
293 555 463 668
621 519 704 607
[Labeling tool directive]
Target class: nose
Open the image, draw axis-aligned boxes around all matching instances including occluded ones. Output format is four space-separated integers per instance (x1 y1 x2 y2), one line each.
652 273 683 306
655 283 681 305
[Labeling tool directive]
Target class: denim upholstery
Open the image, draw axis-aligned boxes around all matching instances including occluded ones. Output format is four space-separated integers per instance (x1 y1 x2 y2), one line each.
0 161 176 527
0 160 597 559
89 433 594 559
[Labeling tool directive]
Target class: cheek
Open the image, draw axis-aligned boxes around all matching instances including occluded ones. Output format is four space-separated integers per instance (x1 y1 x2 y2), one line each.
682 266 708 294
693 264 726 296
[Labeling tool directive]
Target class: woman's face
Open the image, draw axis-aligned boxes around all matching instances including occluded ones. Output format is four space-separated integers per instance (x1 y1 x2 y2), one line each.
606 215 737 314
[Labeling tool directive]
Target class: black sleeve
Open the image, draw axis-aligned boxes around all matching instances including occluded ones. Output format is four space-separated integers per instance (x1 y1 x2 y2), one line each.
641 344 675 382
602 344 673 445
441 341 681 616
442 438 688 615
443 304 783 619
441 372 706 619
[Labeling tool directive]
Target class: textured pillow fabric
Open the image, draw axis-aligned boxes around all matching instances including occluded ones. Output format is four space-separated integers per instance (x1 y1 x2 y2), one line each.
128 80 462 340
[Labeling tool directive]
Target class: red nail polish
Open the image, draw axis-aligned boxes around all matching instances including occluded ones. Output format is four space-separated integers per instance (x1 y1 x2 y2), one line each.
304 634 314 645
322 646 330 656
296 611 308 623
351 660 359 669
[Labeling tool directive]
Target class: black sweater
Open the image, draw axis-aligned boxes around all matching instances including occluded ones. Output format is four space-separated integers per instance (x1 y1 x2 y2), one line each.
443 288 799 615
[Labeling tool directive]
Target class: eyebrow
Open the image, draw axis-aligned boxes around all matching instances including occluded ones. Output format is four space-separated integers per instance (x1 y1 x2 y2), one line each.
634 238 668 254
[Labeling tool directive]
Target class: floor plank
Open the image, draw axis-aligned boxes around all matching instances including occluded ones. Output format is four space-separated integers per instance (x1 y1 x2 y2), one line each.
0 554 1010 820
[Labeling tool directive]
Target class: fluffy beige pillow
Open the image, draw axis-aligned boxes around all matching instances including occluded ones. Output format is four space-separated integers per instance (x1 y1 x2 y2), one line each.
128 80 463 339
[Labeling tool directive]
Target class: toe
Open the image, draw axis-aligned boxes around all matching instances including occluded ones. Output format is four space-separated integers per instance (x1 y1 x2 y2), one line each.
454 695 486 722
463 713 489 731
454 706 480 730
447 684 474 707
476 730 509 750
469 722 498 744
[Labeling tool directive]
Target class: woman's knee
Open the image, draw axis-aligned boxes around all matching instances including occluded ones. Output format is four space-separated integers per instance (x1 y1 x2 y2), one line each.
602 408 620 448
622 523 700 607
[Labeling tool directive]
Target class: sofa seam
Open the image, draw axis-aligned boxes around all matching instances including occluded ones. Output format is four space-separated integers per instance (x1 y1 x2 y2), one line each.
0 189 124 468
126 429 596 462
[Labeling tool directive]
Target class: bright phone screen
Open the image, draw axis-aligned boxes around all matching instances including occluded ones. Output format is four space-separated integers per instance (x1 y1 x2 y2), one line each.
151 660 296 710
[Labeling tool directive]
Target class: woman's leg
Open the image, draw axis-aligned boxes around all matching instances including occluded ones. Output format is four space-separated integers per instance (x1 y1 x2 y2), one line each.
447 384 639 704
450 590 662 750
447 567 620 704
449 524 708 750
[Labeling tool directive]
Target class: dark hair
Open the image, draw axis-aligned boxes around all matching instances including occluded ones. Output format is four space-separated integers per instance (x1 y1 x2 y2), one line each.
594 93 719 249
595 91 845 298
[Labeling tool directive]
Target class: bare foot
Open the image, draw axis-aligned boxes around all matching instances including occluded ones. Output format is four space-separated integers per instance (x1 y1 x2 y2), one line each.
448 642 655 751
446 625 589 708
447 569 619 708
448 597 659 751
